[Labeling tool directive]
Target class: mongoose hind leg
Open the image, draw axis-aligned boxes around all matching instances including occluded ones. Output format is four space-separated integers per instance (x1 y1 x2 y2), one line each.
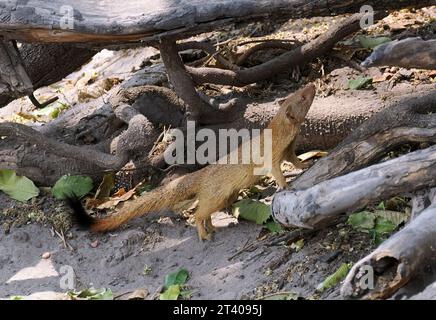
195 204 214 241
205 217 215 234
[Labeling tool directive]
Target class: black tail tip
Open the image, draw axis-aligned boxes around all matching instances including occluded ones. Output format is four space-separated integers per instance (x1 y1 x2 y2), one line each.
64 196 95 229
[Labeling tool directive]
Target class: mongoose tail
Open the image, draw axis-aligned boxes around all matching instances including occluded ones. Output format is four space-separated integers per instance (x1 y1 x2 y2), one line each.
68 173 200 232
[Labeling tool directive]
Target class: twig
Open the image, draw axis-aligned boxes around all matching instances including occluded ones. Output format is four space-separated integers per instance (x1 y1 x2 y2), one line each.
54 228 74 251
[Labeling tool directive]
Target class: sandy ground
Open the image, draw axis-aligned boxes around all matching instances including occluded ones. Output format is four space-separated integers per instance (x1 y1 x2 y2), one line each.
1 8 435 300
0 191 377 300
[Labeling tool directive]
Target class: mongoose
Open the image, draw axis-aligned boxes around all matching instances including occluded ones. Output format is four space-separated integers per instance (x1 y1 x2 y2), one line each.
68 83 316 241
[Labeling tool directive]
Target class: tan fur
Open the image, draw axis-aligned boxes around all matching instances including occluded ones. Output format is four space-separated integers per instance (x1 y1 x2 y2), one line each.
90 84 316 240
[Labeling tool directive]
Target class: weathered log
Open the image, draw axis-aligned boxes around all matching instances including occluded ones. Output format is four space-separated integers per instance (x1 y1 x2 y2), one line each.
0 1 431 44
271 144 436 229
362 38 436 70
341 189 436 299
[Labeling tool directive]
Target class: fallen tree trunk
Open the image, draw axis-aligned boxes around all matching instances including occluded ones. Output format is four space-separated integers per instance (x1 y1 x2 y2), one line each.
0 1 431 44
362 38 436 70
271 144 436 229
341 189 436 299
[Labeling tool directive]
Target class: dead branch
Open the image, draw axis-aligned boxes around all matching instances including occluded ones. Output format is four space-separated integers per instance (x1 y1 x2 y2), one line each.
271 144 436 229
177 41 239 71
186 12 388 86
159 38 238 124
0 122 128 170
234 39 302 65
341 192 436 299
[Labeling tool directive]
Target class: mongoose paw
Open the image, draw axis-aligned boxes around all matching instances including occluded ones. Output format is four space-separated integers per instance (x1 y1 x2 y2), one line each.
198 232 213 242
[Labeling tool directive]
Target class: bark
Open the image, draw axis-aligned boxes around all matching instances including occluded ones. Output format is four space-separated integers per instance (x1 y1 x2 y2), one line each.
0 43 95 107
362 38 436 70
271 145 436 229
341 189 436 299
0 40 33 106
160 38 239 124
0 1 431 44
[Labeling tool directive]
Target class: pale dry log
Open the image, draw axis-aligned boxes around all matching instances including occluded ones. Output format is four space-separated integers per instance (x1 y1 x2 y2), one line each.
341 191 436 299
0 1 431 44
362 38 436 70
271 145 436 229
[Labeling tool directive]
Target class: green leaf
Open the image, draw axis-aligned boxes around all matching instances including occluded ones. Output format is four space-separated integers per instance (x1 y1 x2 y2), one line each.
164 268 189 289
373 210 408 227
347 211 375 232
232 199 271 225
52 175 93 199
359 36 391 49
9 295 24 300
316 263 352 293
376 201 386 210
374 216 398 235
0 169 39 202
68 288 113 300
290 239 305 252
347 76 373 90
160 284 181 300
265 220 284 234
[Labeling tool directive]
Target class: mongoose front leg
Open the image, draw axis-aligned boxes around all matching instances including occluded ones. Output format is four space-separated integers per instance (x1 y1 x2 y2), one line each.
271 162 287 189
286 139 308 170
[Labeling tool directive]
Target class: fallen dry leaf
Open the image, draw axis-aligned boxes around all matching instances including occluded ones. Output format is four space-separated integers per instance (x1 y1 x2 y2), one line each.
297 150 328 162
127 289 149 300
373 73 393 83
96 182 143 209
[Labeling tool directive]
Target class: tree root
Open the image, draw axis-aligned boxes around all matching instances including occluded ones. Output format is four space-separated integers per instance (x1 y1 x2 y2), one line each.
185 11 388 86
159 38 238 124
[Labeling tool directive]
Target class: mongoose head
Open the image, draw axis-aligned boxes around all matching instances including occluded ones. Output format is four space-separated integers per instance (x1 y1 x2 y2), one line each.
278 83 316 124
